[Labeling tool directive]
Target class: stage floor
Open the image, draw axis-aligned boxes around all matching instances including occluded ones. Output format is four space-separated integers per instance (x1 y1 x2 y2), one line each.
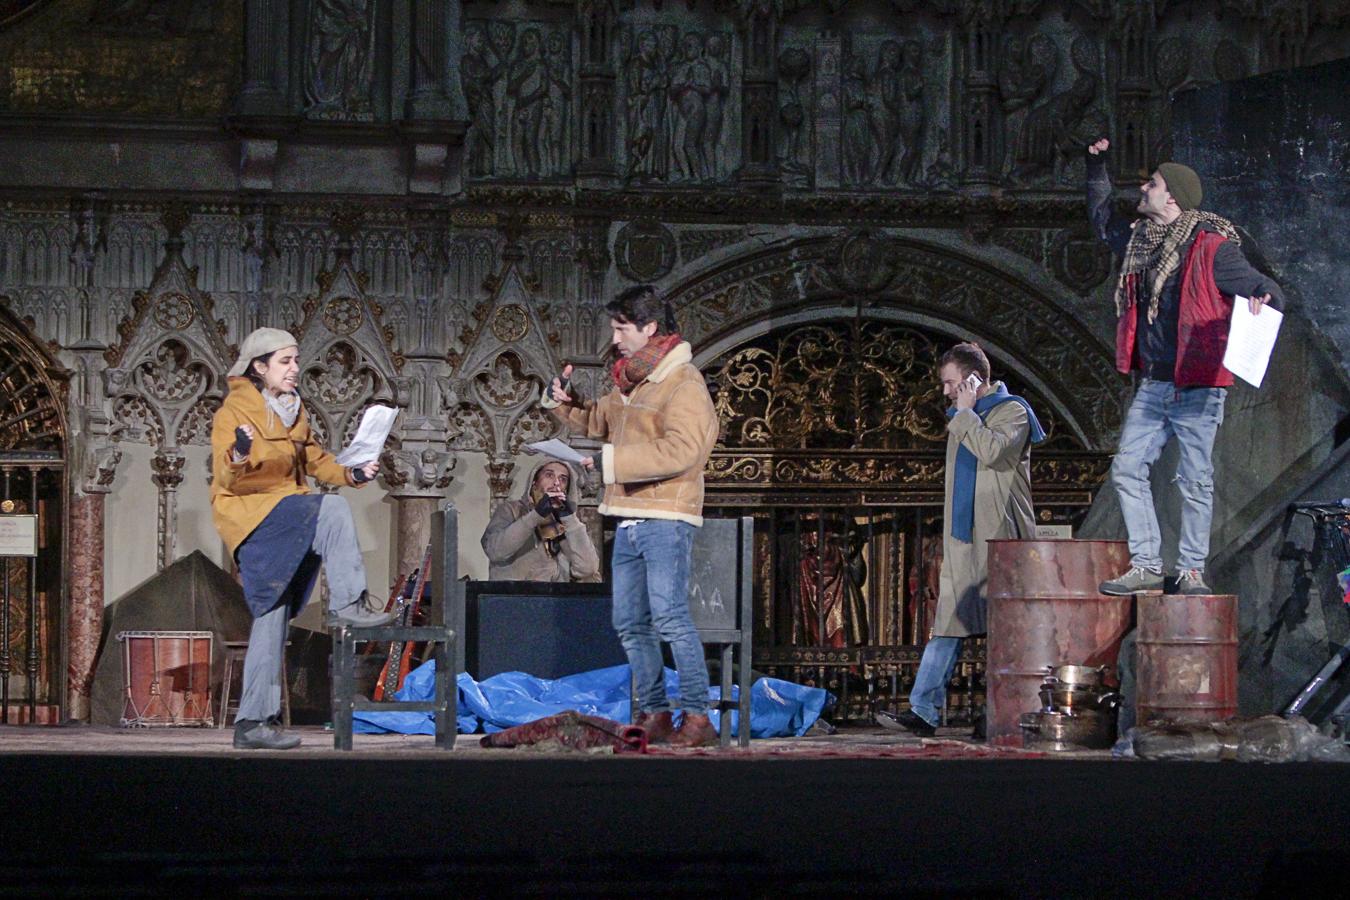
0 722 1090 759
2 723 1347 896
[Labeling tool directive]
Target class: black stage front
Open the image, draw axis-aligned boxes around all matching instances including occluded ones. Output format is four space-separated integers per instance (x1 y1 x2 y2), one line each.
2 742 1347 896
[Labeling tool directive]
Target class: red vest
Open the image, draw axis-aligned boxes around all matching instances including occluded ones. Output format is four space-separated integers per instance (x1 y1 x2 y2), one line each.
1115 230 1235 388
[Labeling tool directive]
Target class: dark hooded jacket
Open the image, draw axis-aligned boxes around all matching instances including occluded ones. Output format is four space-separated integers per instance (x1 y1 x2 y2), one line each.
480 460 601 582
1087 151 1284 386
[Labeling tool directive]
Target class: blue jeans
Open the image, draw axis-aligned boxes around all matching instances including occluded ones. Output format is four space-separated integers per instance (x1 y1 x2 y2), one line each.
611 519 710 716
1111 379 1226 572
908 636 962 727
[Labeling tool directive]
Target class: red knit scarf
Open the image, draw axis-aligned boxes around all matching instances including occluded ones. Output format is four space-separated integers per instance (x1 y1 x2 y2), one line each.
611 332 682 394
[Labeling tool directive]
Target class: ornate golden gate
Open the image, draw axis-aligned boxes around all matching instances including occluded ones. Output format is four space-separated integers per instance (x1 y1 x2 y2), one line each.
700 317 1111 723
0 306 68 724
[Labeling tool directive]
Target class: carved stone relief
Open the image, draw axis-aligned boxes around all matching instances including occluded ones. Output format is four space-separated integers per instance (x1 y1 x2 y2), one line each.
1007 35 1104 186
840 34 932 189
304 0 376 122
613 218 677 282
619 24 733 185
463 19 574 180
678 227 746 264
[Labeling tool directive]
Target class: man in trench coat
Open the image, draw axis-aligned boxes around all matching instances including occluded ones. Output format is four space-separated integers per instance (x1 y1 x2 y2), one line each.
880 342 1044 736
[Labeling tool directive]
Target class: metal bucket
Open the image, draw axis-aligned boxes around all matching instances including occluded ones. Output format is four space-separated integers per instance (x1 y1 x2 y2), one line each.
986 540 1132 747
1020 709 1115 751
1137 593 1238 725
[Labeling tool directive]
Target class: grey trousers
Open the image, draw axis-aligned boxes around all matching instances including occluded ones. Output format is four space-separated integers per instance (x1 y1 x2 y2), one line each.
236 494 367 723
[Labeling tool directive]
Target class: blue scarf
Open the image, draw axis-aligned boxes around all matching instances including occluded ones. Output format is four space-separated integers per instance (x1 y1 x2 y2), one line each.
946 383 1046 543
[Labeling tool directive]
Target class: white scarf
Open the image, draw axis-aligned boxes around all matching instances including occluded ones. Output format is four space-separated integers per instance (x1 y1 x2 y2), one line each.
264 389 301 429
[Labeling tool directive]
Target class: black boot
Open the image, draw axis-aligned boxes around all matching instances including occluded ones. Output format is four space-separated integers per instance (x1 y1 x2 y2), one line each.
876 708 936 736
234 718 302 750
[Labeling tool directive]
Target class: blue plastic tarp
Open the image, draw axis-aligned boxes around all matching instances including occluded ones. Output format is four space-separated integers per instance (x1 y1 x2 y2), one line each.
352 660 833 739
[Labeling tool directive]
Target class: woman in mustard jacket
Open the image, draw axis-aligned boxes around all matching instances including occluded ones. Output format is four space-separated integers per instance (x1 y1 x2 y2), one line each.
211 328 394 749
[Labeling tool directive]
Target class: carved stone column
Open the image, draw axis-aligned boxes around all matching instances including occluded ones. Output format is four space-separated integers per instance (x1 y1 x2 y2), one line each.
65 491 104 722
813 34 843 190
151 451 186 571
738 4 781 188
65 281 120 720
577 0 618 180
238 0 290 116
573 215 611 314
382 445 456 582
240 202 276 334
383 439 456 580
957 6 1001 186
1110 5 1154 178
407 0 455 120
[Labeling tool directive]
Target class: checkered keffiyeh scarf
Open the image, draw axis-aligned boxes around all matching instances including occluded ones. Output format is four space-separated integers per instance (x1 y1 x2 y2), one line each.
1114 210 1241 322
611 332 682 394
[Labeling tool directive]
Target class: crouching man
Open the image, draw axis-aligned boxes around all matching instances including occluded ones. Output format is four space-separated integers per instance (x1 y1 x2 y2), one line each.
481 459 601 582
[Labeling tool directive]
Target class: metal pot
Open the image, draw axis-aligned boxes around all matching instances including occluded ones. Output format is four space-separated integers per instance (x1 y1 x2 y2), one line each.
1020 709 1115 751
1039 686 1122 713
1044 664 1109 688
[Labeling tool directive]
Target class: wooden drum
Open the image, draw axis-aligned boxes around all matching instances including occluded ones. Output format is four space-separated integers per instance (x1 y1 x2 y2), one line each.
118 630 214 727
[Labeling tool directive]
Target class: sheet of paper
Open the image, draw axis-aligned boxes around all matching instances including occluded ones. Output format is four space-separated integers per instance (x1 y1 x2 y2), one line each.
335 405 399 466
1223 296 1283 389
525 438 589 465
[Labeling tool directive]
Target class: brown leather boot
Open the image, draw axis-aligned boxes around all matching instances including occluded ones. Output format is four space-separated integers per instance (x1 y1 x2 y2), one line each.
668 713 718 748
634 710 675 743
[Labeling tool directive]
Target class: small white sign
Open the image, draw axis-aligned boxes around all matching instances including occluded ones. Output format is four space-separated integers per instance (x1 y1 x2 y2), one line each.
1035 524 1073 540
0 515 38 557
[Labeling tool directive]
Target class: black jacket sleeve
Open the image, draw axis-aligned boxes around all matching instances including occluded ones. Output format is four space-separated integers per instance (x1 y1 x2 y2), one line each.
1087 151 1133 259
1212 241 1286 311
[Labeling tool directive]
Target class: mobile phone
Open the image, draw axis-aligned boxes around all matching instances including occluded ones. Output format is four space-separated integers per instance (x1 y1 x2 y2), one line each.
965 373 982 391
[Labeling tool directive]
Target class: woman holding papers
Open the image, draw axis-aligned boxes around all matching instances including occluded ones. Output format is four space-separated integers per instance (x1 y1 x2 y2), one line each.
210 327 394 750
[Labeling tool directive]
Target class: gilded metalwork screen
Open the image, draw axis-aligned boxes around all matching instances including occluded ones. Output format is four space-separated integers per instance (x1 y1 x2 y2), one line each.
702 317 1108 722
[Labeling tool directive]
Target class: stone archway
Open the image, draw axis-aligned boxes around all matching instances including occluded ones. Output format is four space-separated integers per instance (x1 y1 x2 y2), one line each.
0 303 69 723
669 233 1125 452
658 238 1120 722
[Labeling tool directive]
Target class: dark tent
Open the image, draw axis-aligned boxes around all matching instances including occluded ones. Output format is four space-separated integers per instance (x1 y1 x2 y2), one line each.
91 551 332 726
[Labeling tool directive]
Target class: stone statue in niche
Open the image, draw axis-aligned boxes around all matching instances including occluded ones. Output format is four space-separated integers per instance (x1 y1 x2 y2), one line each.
462 24 504 177
622 29 671 182
671 32 713 181
1000 33 1058 178
893 39 926 185
842 55 872 185
924 126 957 189
778 46 812 186
704 34 731 178
304 0 376 121
542 32 573 175
1010 36 1100 185
866 41 903 185
507 28 550 179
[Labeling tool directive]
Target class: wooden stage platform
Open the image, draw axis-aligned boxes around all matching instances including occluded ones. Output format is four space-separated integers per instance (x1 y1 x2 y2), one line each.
1 723 1347 896
0 722 1068 758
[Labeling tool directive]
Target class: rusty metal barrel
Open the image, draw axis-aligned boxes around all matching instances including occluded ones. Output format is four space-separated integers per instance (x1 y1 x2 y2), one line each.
986 540 1132 746
1136 593 1238 724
